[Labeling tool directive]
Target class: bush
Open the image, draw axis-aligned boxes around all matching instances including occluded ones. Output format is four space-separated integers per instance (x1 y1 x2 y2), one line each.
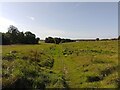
87 76 102 82
3 53 18 60
38 58 54 68
2 59 64 89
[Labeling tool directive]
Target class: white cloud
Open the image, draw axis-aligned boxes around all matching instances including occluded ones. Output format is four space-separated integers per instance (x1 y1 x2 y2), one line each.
27 16 35 20
0 17 16 32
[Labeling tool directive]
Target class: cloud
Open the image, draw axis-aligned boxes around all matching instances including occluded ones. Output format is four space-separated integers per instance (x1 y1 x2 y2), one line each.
27 16 35 20
0 17 16 32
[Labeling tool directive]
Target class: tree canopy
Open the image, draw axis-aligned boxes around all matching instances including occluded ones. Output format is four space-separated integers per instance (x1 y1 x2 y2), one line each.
1 25 40 45
45 37 74 44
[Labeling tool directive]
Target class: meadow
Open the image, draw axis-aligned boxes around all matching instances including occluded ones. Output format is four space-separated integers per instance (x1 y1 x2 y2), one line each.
2 40 119 89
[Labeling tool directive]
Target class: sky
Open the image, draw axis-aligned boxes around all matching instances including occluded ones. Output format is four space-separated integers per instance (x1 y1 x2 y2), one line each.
0 2 118 40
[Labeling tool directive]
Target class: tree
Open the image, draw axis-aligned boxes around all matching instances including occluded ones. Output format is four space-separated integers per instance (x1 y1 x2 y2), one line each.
0 32 2 45
118 36 120 40
35 37 40 44
45 37 54 43
7 25 20 44
96 38 99 41
45 37 74 44
2 25 40 45
54 38 61 44
18 32 25 44
2 33 10 45
24 31 36 44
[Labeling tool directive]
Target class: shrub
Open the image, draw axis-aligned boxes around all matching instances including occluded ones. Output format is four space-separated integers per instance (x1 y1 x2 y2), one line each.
3 53 17 60
38 58 54 68
87 76 102 82
2 59 63 89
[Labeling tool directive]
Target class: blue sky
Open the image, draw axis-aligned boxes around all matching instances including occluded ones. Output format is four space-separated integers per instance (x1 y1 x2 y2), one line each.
0 2 118 39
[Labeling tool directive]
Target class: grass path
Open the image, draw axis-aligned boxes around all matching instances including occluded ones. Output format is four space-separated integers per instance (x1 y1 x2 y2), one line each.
51 41 118 88
51 44 70 87
2 40 119 88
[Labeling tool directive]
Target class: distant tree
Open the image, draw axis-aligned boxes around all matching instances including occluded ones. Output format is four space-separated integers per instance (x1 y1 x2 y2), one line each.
66 39 71 42
45 37 54 43
118 36 120 40
2 25 40 45
45 38 48 43
2 33 10 45
45 37 74 44
96 38 99 41
101 39 109 41
7 25 20 44
61 39 65 43
24 31 36 44
54 38 61 44
18 32 25 43
110 38 117 40
35 37 40 44
0 33 1 45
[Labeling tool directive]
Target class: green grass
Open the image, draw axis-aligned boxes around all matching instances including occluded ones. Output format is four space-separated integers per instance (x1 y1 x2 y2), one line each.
2 40 119 88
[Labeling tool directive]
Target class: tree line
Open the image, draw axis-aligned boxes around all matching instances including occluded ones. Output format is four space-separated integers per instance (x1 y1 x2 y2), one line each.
1 25 40 45
45 37 75 44
0 25 74 45
1 25 120 45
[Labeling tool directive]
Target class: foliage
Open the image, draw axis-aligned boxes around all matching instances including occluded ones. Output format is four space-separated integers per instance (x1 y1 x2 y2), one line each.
1 25 40 45
96 38 99 41
2 33 10 45
2 59 65 89
45 37 74 44
118 36 120 40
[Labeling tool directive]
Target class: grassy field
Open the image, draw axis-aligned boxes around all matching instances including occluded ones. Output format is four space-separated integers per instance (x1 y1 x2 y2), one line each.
2 40 119 89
